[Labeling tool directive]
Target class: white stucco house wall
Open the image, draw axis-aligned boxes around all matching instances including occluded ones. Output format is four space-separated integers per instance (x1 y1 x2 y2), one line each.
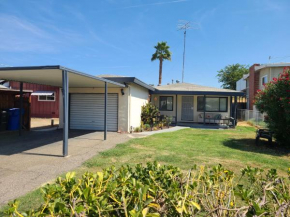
58 76 153 133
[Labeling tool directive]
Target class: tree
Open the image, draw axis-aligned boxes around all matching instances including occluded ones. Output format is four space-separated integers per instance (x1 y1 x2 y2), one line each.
151 41 172 86
217 64 249 90
255 67 290 146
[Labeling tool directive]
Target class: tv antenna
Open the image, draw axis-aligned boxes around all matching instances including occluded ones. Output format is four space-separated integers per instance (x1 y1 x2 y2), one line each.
177 20 198 83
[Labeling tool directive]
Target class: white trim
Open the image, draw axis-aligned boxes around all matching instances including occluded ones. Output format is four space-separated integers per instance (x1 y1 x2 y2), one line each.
32 91 54 96
38 92 56 101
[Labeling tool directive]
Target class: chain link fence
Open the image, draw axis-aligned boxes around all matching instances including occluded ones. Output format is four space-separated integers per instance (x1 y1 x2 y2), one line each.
237 109 267 128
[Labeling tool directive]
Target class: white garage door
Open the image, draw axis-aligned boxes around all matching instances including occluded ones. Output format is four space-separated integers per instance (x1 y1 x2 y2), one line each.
70 94 118 131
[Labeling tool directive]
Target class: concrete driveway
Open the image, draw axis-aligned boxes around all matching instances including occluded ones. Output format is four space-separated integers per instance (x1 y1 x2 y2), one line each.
0 129 133 206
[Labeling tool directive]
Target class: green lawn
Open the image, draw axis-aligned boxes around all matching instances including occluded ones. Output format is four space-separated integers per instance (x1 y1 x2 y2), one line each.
1 126 290 214
82 126 289 174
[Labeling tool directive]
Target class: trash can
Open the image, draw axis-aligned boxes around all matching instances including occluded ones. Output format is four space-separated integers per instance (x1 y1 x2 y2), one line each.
0 110 8 131
7 108 24 131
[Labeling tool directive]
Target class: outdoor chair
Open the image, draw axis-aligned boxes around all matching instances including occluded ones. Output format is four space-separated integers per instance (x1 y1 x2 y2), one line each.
256 128 273 145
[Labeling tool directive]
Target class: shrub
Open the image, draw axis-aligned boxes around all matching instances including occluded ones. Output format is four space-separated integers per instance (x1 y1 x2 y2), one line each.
5 162 290 216
141 103 159 126
143 124 151 131
255 67 290 145
134 127 141 132
141 103 172 131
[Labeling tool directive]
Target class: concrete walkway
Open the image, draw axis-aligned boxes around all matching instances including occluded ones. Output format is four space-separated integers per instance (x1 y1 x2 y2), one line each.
0 130 134 206
134 126 188 136
0 126 187 206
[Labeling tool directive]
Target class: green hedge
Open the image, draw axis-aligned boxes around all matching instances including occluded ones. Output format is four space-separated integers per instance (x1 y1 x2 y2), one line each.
4 162 290 216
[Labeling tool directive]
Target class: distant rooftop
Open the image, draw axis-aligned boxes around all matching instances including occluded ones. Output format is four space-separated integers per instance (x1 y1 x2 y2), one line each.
0 84 8 89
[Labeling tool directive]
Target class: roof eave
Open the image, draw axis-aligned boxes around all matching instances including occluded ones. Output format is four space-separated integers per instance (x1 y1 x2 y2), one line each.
102 77 155 91
150 90 245 96
133 78 155 91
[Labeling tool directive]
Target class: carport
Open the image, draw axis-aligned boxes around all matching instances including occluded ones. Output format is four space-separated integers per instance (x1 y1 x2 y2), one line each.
0 65 125 157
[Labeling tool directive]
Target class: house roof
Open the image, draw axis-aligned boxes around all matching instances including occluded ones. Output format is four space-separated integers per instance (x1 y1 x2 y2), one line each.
152 83 244 96
100 76 155 91
255 63 290 71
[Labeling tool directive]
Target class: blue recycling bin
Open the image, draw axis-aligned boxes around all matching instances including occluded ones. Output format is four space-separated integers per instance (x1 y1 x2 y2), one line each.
7 108 24 131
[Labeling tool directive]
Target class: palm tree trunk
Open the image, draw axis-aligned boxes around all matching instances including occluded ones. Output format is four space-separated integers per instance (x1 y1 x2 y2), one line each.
158 58 163 86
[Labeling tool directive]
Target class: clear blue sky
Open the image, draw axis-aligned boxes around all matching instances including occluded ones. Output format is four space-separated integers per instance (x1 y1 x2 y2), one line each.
1 0 290 87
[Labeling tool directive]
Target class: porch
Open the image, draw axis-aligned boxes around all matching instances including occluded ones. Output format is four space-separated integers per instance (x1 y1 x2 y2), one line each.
150 83 245 128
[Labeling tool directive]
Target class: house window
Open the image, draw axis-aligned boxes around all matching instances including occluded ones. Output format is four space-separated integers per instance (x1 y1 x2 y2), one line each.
38 93 55 101
159 96 173 111
262 75 268 86
197 96 228 112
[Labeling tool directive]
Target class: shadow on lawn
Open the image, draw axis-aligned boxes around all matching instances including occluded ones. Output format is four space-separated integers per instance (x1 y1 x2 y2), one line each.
222 138 290 157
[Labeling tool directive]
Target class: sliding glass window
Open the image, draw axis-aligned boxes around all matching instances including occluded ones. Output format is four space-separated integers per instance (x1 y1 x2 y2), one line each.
197 96 228 112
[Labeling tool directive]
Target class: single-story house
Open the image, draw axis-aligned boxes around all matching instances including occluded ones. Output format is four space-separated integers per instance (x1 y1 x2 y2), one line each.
0 66 244 133
150 82 243 125
0 65 244 156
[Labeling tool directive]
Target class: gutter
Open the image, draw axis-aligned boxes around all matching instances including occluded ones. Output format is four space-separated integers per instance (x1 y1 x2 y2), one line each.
150 90 245 97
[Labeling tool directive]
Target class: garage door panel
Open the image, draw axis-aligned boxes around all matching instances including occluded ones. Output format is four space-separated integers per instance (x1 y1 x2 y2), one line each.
70 94 118 131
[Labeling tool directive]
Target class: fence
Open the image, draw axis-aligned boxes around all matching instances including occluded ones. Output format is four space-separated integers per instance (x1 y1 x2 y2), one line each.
237 109 266 127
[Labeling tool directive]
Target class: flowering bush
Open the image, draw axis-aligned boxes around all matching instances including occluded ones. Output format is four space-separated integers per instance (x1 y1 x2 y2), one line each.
255 67 290 145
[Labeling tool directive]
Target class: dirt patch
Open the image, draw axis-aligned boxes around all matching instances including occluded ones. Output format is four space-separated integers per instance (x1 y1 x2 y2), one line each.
31 118 59 129
237 121 252 127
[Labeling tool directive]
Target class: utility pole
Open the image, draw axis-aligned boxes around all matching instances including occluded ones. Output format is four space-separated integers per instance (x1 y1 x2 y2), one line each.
178 20 191 83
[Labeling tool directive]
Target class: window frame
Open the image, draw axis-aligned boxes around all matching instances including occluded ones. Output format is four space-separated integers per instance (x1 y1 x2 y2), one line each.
159 96 173 111
197 96 228 112
261 75 268 86
38 92 56 102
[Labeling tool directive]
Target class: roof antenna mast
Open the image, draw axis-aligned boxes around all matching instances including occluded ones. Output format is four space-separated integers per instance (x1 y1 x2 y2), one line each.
178 20 192 83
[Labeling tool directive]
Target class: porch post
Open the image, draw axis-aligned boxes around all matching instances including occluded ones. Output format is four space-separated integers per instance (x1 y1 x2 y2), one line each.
62 70 69 157
19 82 23 136
203 95 206 125
234 96 237 127
175 94 178 125
230 96 233 117
104 82 107 140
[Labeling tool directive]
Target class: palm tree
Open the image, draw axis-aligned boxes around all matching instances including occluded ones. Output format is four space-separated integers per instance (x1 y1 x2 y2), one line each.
151 41 172 86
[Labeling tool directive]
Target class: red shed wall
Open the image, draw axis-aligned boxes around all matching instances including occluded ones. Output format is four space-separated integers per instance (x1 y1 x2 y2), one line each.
9 82 59 118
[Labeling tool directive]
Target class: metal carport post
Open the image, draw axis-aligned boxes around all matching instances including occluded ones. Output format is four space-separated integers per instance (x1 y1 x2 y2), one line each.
62 70 69 157
104 82 107 140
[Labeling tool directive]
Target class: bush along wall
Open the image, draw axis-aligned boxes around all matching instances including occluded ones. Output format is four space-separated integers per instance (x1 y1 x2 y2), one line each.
5 162 290 217
141 103 172 131
255 67 290 146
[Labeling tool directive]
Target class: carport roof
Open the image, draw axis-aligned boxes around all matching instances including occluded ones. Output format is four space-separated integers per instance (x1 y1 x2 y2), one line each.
0 65 125 88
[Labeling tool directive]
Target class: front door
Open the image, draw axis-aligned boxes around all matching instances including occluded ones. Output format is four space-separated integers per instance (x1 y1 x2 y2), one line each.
181 96 194 121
